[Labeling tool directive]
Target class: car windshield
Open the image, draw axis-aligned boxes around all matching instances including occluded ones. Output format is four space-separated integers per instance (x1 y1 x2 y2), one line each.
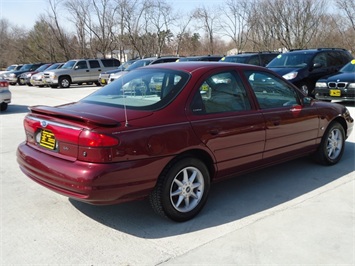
220 56 248 63
19 64 33 71
6 65 16 71
339 60 355 73
35 64 49 72
267 53 313 67
61 61 76 69
81 68 189 110
46 63 63 70
126 60 154 71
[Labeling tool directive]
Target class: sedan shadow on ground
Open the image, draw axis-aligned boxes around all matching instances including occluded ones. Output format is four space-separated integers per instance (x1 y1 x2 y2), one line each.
70 141 355 239
1 104 29 114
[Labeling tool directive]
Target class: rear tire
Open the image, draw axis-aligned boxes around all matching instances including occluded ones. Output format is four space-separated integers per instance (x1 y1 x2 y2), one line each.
0 102 8 111
149 157 210 222
313 121 345 165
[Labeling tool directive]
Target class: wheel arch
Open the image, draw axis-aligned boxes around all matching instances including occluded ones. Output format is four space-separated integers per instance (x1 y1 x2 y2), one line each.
58 74 72 82
159 149 216 184
332 116 348 137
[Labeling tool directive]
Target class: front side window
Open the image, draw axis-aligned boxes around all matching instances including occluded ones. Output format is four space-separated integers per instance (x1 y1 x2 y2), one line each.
313 52 327 67
81 68 189 110
75 61 88 70
244 70 299 109
191 71 251 114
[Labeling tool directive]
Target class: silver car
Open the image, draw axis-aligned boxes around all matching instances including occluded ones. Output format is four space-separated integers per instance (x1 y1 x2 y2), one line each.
0 79 11 111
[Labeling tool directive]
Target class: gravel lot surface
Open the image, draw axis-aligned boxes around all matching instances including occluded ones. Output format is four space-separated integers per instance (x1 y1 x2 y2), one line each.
1 85 354 265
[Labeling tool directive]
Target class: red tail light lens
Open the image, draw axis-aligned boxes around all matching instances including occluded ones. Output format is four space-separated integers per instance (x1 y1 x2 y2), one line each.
79 130 119 147
0 81 9 87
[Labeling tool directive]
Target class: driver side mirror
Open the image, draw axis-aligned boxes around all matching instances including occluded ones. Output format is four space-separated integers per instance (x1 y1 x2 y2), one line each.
303 96 313 106
313 63 322 69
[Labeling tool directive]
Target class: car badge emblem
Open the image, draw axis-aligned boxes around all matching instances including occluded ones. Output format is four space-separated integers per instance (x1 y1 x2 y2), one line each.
337 79 340 82
41 120 48 127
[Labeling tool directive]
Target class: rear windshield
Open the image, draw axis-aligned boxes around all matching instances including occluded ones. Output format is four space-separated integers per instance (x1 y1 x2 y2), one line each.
81 68 189 110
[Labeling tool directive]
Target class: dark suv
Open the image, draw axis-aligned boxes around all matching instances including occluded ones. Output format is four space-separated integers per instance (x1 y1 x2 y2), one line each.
220 52 280 66
267 48 353 96
177 55 223 62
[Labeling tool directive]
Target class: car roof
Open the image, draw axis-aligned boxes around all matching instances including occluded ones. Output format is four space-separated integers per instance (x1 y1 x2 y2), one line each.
225 52 279 57
140 61 264 73
285 48 348 54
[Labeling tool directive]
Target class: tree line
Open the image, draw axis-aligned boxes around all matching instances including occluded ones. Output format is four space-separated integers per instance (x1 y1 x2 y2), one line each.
0 0 354 67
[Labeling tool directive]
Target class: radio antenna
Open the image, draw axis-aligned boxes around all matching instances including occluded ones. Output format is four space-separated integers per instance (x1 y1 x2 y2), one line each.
122 75 129 127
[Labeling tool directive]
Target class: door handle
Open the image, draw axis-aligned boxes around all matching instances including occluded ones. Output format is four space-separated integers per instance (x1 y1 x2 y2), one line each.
208 129 220 135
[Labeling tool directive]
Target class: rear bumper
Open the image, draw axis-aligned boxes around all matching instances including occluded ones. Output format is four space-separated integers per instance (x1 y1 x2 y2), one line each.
17 142 168 205
0 90 11 103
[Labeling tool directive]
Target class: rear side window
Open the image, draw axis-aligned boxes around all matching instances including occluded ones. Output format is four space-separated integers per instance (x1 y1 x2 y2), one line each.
191 71 251 114
89 60 100 68
247 55 260 65
327 51 350 66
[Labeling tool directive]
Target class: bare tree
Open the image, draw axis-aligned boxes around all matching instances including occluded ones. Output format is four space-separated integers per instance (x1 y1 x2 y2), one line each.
336 0 355 31
335 0 355 52
193 6 219 54
260 0 328 50
65 0 91 58
65 0 119 58
174 12 193 56
218 0 253 52
145 0 175 56
45 0 73 60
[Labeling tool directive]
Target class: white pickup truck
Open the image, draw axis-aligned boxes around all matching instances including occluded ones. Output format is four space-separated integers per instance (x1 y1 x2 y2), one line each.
43 58 120 88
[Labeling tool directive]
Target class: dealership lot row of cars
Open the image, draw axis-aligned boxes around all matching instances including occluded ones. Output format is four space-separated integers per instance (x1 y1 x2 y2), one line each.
1 48 354 113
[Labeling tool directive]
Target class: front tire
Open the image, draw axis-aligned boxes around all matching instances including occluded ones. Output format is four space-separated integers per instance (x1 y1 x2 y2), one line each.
150 157 210 222
314 121 345 165
59 76 71 88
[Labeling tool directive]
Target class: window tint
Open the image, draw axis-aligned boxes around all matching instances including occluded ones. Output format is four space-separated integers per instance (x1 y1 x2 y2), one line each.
101 59 120 67
313 52 327 67
89 60 100 68
75 61 88 69
247 55 260 65
244 70 299 109
191 71 251 114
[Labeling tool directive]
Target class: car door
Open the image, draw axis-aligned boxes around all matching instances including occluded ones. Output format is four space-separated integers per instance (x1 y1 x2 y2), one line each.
243 69 320 162
88 60 102 81
73 60 90 82
188 70 266 179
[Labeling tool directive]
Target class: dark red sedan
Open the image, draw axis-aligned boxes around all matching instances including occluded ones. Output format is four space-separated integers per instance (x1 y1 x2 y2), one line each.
17 62 354 221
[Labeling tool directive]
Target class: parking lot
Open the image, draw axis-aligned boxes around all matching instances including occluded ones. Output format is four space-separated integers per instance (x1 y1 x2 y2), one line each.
1 85 355 265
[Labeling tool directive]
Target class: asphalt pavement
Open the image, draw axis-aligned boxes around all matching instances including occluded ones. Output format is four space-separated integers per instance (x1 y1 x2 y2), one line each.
1 85 354 265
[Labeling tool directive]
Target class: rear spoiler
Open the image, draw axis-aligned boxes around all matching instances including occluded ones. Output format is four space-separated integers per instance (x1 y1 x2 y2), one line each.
29 105 120 127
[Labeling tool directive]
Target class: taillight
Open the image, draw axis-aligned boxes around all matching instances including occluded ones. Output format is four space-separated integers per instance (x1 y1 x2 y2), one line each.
0 81 9 87
78 130 119 147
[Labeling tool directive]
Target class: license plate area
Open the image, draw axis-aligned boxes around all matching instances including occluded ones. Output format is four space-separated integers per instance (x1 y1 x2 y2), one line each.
39 130 57 150
330 89 341 97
